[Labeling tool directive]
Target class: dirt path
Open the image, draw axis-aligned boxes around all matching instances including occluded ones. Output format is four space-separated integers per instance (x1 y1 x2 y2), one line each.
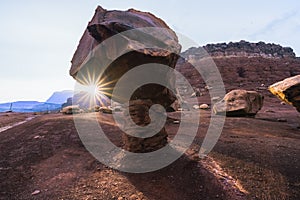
0 112 34 130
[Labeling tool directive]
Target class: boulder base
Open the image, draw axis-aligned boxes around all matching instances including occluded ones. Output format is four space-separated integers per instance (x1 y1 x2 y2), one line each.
122 100 168 153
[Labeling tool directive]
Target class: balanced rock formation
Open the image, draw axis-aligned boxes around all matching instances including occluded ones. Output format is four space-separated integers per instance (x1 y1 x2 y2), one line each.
70 6 181 152
269 75 300 112
213 89 264 117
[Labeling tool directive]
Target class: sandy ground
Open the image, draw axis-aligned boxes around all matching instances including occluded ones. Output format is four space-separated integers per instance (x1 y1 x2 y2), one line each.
0 95 299 200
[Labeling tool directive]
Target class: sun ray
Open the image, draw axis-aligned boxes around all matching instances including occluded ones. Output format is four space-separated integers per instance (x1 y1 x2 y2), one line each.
74 69 114 109
99 78 118 87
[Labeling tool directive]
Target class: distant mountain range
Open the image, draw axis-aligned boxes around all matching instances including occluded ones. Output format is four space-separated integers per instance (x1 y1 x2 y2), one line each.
0 90 73 113
46 90 73 104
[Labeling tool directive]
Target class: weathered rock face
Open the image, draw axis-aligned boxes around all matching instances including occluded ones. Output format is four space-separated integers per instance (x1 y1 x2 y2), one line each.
70 6 181 152
70 6 181 106
269 75 300 112
182 40 296 59
213 90 264 117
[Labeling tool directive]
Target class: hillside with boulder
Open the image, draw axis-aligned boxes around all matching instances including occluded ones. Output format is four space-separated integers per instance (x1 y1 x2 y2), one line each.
177 41 300 99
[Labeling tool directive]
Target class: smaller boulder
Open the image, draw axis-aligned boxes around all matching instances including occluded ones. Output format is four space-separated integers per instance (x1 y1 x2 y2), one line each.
213 89 264 117
61 105 82 115
193 105 200 110
269 75 300 112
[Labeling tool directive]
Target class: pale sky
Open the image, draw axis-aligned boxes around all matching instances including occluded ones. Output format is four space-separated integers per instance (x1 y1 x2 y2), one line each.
0 0 299 103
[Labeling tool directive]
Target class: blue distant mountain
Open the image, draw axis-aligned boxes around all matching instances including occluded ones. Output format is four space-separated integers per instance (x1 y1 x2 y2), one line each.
0 90 73 113
46 90 73 104
0 101 61 113
0 101 42 112
31 102 62 112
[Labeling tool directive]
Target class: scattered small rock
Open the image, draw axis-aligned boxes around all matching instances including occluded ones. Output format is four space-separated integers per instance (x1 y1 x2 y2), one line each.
173 120 180 124
199 104 209 109
205 85 213 90
193 105 200 110
31 190 40 195
280 102 286 105
99 107 113 114
190 90 201 98
34 135 41 139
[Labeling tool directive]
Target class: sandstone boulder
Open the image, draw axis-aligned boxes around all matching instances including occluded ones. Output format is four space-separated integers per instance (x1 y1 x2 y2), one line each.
70 6 181 153
213 89 264 116
269 75 300 112
70 6 181 107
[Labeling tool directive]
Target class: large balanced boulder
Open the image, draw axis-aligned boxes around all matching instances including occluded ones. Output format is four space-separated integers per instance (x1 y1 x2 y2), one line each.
269 75 300 112
213 89 264 116
70 6 181 153
70 6 181 107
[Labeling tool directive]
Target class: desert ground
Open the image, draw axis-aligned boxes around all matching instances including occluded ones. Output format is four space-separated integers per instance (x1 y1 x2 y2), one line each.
0 94 299 200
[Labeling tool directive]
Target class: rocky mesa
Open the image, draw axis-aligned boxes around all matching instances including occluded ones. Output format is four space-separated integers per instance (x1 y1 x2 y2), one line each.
177 40 300 98
183 40 296 59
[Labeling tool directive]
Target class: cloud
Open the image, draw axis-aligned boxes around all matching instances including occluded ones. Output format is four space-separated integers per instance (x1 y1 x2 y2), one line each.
249 10 300 55
251 10 298 35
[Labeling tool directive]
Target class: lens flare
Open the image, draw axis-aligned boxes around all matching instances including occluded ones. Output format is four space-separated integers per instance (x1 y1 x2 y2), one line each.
75 69 116 108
